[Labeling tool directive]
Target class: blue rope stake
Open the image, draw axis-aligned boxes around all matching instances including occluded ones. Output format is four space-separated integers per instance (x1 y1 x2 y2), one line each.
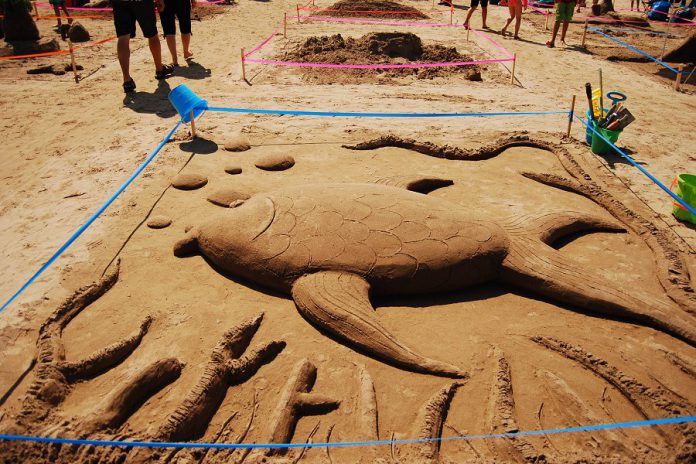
575 115 696 216
208 106 570 118
1 416 694 449
0 121 183 314
589 27 681 74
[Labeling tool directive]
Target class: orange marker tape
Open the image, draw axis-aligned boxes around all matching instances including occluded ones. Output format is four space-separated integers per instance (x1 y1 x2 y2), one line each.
0 36 117 61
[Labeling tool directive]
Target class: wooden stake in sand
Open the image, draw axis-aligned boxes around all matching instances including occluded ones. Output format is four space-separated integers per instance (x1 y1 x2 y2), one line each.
284 12 287 38
450 5 453 24
466 26 470 42
566 95 576 138
241 48 246 81
189 110 197 139
675 65 684 91
33 1 39 17
510 53 517 85
581 19 589 48
68 39 79 83
297 4 300 23
544 12 549 30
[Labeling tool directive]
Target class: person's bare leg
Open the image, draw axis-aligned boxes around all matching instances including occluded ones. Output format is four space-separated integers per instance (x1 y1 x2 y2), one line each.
165 34 178 65
548 20 560 46
482 6 488 27
54 6 61 28
148 35 164 72
117 34 132 83
514 2 522 38
502 4 514 35
61 5 72 24
560 20 569 44
464 6 476 27
182 33 192 59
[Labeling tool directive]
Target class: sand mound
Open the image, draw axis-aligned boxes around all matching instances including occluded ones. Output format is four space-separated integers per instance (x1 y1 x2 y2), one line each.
287 32 482 81
313 0 428 19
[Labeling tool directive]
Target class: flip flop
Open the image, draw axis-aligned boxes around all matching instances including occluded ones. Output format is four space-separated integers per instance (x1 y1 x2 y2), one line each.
155 64 174 80
546 41 555 48
123 79 136 93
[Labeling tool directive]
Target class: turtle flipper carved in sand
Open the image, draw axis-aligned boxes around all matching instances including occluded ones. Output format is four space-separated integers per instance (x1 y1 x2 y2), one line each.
174 181 696 378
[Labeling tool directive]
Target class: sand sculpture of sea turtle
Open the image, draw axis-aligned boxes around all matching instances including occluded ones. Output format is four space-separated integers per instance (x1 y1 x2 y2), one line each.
174 181 696 378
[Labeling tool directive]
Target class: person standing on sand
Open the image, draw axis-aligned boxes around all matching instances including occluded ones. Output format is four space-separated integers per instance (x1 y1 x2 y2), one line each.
546 0 576 47
113 0 174 93
501 0 528 39
464 0 489 29
49 0 73 30
160 0 196 66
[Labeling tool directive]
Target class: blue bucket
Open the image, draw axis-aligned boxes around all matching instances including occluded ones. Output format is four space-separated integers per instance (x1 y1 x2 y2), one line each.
169 84 208 123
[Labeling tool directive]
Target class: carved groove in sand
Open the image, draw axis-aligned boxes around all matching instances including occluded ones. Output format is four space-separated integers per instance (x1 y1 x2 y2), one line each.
175 178 696 378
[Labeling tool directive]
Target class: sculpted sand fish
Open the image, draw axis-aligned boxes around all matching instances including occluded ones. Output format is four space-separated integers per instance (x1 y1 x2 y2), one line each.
174 181 696 378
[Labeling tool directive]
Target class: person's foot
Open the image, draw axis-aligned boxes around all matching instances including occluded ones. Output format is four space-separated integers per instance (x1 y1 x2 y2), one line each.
546 40 555 48
514 35 520 40
123 78 136 93
155 64 175 79
184 51 194 60
482 24 490 29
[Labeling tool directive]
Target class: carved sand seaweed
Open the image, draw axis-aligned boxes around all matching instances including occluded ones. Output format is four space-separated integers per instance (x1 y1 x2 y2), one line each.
84 358 183 433
489 348 543 463
344 135 533 161
531 336 696 447
535 368 632 459
20 260 153 423
356 363 379 441
157 313 285 441
410 381 461 462
265 359 340 456
661 349 696 379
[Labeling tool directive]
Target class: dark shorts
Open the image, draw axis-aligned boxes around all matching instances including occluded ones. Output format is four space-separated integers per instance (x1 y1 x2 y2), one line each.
113 0 158 39
160 0 192 36
471 0 489 7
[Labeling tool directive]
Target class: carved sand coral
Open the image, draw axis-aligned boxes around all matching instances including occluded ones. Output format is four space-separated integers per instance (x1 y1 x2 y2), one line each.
265 359 340 456
157 313 285 441
21 260 152 422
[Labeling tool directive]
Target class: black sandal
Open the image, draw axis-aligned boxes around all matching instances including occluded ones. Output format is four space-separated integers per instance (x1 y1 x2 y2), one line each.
155 64 174 80
123 78 136 93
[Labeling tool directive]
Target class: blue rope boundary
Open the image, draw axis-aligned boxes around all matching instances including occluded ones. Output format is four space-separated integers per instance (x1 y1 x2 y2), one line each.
1 416 694 449
588 27 681 74
0 121 182 314
207 107 569 118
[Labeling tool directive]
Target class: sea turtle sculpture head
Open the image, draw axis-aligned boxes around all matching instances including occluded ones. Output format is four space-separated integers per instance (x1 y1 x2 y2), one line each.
175 181 696 378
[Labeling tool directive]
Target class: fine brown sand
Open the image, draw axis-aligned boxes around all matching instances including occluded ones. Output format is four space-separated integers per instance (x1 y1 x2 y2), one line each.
0 0 695 463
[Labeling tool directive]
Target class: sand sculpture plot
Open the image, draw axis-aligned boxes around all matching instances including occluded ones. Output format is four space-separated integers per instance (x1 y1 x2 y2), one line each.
2 134 695 463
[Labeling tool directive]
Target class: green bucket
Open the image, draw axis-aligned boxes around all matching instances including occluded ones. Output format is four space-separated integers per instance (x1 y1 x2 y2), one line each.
672 173 696 225
591 127 622 155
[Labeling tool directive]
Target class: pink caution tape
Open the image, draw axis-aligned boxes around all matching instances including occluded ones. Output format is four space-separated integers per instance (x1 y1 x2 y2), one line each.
243 23 283 58
299 15 459 26
243 57 513 68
